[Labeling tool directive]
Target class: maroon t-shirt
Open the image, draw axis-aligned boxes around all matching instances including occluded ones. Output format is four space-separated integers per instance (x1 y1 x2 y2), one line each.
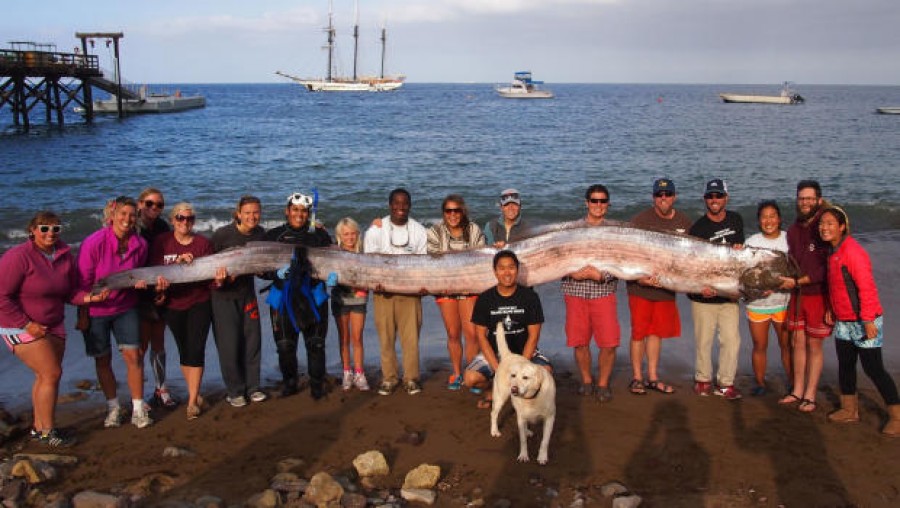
149 232 214 311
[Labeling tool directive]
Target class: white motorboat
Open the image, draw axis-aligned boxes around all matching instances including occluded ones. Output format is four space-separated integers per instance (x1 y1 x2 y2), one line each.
76 86 205 115
719 82 804 105
496 71 554 99
876 107 900 115
277 0 404 92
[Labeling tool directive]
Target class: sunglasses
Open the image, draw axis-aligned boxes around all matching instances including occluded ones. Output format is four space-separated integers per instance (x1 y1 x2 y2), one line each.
588 198 610 204
654 191 674 198
443 208 463 214
705 192 725 200
144 200 165 209
37 224 62 234
174 215 196 223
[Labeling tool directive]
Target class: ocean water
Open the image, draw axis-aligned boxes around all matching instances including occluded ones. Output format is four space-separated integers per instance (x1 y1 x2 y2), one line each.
1 83 899 409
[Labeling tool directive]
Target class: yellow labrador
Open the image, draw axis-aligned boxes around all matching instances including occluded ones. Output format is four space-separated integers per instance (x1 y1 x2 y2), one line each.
490 322 556 465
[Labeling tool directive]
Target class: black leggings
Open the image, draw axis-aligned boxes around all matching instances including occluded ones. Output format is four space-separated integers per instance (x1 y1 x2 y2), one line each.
835 339 900 405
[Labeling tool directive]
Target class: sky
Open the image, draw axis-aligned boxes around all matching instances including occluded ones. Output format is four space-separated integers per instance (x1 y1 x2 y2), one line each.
4 0 900 85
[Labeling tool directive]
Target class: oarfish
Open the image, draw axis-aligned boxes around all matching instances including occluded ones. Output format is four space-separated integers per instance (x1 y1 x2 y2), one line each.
96 224 794 299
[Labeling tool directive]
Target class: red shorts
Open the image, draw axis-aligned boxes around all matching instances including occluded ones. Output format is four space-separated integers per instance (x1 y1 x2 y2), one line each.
786 293 833 339
564 294 620 348
628 295 681 341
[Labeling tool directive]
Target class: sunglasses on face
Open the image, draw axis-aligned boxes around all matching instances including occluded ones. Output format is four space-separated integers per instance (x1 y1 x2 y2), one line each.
443 208 463 214
705 193 725 200
654 191 674 198
588 198 610 204
174 215 196 223
144 200 165 209
37 225 62 234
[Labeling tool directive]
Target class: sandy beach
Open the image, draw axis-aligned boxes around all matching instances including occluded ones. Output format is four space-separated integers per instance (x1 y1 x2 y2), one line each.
2 234 899 506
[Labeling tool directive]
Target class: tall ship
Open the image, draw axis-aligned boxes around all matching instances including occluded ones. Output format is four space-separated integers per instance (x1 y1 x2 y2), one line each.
276 0 404 92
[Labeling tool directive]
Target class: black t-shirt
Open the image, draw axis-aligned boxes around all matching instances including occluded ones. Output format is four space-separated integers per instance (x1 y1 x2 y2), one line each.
688 210 745 303
471 285 544 355
210 223 265 299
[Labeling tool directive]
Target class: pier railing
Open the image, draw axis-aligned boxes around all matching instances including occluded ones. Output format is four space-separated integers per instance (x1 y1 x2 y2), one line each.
0 49 100 76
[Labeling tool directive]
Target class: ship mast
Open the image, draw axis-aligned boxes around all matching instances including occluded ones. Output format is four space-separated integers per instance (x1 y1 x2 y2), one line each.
325 0 335 81
352 0 359 81
380 24 387 79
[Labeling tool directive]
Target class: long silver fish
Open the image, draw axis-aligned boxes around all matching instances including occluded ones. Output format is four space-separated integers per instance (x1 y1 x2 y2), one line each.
96 224 794 299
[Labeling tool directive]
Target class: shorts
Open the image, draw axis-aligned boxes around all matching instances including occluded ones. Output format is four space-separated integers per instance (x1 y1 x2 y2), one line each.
746 307 788 323
628 295 680 341
564 294 620 348
435 294 477 304
84 308 141 357
834 315 883 349
786 293 833 339
1 327 36 351
332 302 367 317
465 349 552 380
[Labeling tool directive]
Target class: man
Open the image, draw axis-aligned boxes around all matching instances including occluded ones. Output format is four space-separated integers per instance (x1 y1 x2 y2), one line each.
626 178 692 395
364 188 428 395
561 184 619 402
778 180 833 412
264 192 332 399
484 188 530 248
688 179 745 400
464 250 551 408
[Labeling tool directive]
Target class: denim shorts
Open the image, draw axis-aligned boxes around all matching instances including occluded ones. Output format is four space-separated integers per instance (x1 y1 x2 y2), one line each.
84 308 141 357
834 315 883 349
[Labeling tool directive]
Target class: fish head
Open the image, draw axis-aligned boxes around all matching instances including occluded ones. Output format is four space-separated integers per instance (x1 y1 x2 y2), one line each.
738 250 799 300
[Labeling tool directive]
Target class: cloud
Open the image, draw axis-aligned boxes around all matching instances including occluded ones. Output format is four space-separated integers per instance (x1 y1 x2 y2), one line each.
133 7 319 38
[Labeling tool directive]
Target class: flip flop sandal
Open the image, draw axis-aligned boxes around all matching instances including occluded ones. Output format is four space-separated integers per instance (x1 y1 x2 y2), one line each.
798 399 818 413
629 379 647 395
645 380 675 394
778 393 802 405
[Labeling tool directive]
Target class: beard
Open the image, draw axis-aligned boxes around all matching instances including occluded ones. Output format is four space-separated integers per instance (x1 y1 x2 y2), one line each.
796 202 820 222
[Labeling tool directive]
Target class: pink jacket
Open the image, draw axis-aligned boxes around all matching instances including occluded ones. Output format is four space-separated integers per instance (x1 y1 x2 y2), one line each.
0 241 79 337
77 227 148 317
826 235 882 322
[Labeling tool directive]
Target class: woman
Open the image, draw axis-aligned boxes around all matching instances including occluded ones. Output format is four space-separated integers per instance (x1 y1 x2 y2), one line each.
77 197 154 429
136 187 177 408
0 212 91 446
744 201 792 396
149 203 219 420
211 195 267 407
332 217 369 391
426 194 486 390
819 206 899 436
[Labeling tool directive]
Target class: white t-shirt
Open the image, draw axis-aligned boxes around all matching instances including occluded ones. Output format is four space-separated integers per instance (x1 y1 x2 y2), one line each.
745 231 790 311
363 216 427 255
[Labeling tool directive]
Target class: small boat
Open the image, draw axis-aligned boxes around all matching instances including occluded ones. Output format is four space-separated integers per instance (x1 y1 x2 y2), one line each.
496 71 554 99
277 0 404 92
78 86 206 115
719 82 804 105
876 107 900 115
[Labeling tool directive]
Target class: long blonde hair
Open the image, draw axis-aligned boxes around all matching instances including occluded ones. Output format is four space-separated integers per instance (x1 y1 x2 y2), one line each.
334 217 362 253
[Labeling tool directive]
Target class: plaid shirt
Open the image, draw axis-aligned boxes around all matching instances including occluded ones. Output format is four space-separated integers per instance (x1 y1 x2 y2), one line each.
561 272 618 299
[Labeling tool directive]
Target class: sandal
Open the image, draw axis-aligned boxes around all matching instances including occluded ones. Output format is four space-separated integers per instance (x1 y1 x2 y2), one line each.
629 379 647 395
645 380 675 394
476 396 492 409
778 393 802 405
798 399 818 413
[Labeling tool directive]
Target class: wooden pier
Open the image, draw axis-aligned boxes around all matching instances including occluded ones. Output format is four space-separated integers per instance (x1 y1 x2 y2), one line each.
0 33 135 131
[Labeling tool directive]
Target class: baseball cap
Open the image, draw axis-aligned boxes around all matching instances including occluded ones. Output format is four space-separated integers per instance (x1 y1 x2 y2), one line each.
499 188 521 206
653 178 675 195
704 179 728 197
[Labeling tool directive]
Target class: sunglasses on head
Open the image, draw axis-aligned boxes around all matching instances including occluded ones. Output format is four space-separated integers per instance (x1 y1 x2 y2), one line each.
654 191 674 198
588 197 609 204
705 192 725 200
144 200 164 209
174 214 196 223
443 207 463 214
37 224 62 234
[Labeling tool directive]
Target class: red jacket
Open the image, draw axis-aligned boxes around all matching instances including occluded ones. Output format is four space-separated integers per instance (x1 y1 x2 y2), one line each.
826 236 882 322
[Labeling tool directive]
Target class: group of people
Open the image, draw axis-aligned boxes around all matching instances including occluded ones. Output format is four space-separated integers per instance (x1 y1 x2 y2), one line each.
1 179 898 449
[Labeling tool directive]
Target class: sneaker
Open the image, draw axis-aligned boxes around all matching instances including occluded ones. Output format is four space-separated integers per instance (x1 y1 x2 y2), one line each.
405 380 422 395
186 404 201 421
447 374 463 391
751 385 767 397
38 428 77 448
249 390 268 403
377 381 397 396
104 406 122 428
353 372 370 391
693 381 712 397
596 386 613 403
131 412 153 429
714 385 743 401
226 395 248 407
154 387 178 408
342 371 354 391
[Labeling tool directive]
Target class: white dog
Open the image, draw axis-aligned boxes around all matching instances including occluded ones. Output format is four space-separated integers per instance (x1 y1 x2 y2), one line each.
490 322 556 465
